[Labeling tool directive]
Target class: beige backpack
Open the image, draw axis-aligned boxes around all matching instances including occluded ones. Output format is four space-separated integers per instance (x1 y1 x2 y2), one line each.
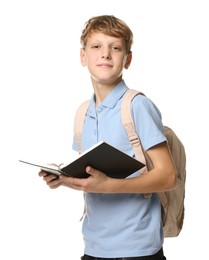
74 89 186 237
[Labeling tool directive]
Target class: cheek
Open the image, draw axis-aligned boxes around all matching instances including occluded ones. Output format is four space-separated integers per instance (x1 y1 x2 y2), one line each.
85 55 98 70
119 58 128 70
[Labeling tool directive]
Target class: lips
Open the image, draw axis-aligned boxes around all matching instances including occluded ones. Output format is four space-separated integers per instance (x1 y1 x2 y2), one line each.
98 63 113 68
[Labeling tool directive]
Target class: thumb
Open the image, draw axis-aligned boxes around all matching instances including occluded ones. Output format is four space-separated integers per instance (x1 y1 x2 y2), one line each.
86 166 98 176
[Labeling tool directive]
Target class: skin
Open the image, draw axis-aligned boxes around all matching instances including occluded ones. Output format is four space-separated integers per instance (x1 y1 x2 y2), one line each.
39 32 176 194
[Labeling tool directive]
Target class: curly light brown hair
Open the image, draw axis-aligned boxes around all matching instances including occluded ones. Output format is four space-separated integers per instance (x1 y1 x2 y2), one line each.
80 15 133 54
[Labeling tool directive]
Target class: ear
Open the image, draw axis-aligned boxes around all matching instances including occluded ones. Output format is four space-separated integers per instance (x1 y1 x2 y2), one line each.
80 48 87 66
124 51 132 69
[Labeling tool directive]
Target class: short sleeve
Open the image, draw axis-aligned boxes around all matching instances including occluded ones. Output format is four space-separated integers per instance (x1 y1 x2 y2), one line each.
131 95 166 151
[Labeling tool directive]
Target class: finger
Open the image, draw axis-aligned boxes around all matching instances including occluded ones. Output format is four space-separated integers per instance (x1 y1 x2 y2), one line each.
60 175 86 189
39 170 48 177
86 166 99 177
39 172 59 184
60 175 80 185
46 176 62 188
46 174 59 182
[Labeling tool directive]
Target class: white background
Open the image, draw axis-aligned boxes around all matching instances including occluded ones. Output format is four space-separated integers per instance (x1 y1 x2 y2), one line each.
1 0 209 259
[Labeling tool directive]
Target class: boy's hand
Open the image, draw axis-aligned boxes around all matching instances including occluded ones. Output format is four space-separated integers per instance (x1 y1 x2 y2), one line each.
59 166 112 193
39 168 62 189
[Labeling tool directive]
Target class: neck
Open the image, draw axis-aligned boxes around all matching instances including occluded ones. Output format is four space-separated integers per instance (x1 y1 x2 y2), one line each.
91 77 122 106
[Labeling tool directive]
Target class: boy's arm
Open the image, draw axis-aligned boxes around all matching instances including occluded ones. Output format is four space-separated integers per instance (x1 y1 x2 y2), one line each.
59 141 176 194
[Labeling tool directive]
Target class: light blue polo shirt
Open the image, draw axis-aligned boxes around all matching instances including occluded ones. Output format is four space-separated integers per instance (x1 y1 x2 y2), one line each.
72 80 166 258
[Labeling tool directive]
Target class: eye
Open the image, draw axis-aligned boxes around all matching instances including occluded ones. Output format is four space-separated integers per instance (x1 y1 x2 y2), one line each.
92 45 100 49
112 46 121 51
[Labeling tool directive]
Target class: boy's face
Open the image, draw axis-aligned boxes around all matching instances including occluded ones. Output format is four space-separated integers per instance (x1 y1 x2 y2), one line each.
80 32 132 86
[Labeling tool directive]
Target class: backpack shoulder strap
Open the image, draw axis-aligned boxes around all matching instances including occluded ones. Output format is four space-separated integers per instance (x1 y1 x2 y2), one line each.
121 89 149 172
74 100 90 154
121 89 153 198
73 100 90 221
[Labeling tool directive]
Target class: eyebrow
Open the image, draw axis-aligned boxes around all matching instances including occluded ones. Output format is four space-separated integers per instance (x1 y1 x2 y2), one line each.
88 38 124 45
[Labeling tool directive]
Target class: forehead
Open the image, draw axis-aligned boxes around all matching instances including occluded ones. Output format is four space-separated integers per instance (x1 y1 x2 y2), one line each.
87 32 124 45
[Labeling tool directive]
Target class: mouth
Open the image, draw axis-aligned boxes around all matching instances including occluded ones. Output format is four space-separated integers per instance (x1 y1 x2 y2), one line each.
98 63 113 68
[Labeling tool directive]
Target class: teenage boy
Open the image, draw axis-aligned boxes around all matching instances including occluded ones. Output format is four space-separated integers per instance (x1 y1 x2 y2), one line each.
39 15 176 260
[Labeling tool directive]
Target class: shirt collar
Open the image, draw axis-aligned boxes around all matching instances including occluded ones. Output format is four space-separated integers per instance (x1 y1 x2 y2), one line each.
90 80 128 109
87 80 129 118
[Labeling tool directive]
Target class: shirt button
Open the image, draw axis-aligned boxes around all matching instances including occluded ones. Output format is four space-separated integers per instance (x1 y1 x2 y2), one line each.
97 105 104 112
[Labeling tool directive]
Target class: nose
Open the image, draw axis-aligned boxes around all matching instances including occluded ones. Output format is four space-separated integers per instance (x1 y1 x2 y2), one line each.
101 54 111 59
101 48 111 59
